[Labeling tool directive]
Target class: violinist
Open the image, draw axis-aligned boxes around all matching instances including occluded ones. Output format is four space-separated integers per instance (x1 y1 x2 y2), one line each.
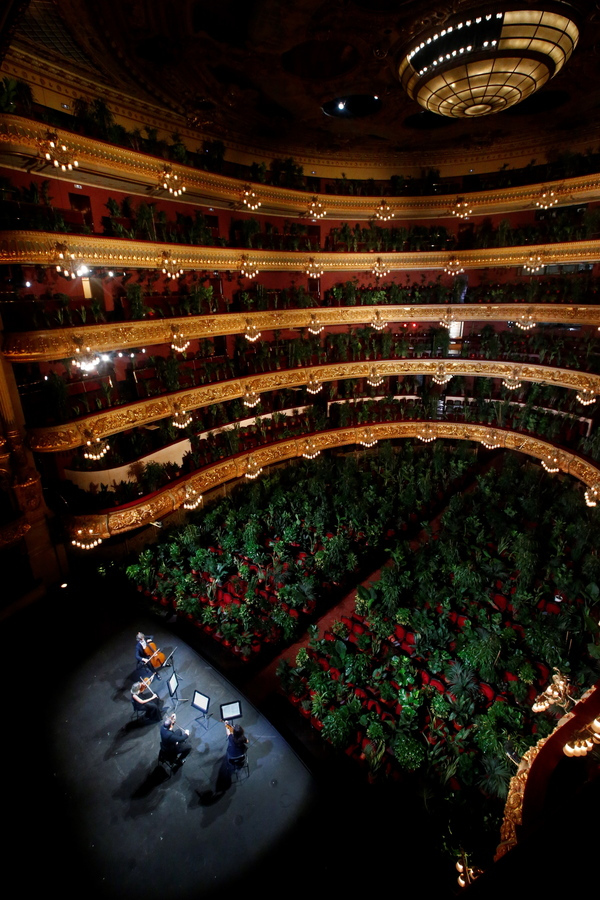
160 713 191 766
135 632 162 680
131 678 162 722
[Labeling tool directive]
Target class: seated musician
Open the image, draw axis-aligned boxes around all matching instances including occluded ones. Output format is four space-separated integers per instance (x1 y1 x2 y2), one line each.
160 713 191 766
131 679 162 722
135 632 161 680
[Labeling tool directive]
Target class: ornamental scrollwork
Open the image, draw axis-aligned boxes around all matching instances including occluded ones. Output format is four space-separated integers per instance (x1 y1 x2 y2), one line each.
65 422 600 542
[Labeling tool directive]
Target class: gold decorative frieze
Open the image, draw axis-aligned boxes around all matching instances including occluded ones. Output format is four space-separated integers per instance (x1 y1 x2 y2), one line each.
3 229 600 272
5 303 600 362
2 114 600 219
28 361 600 452
66 421 600 541
0 516 31 548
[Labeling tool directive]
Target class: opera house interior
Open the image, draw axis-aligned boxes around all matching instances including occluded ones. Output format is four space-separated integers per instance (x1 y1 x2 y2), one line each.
3 1 600 896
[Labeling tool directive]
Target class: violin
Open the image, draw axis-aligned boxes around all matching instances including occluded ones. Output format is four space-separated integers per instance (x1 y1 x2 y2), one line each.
141 637 166 670
139 676 155 693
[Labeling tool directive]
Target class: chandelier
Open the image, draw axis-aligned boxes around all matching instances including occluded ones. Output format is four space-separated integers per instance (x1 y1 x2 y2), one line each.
240 256 259 280
452 198 473 219
564 718 600 757
244 318 261 342
308 313 324 335
524 253 543 274
432 363 452 385
71 528 103 550
83 436 110 461
584 484 600 508
398 9 579 119
54 243 89 279
367 366 384 387
171 326 190 353
183 485 203 510
502 369 522 391
417 423 436 443
371 309 388 331
455 853 483 889
444 257 464 276
535 188 558 210
576 387 596 407
243 386 260 408
541 452 560 474
371 257 391 279
159 166 185 197
480 429 502 450
161 251 184 279
374 200 394 221
245 455 263 480
242 185 261 211
358 427 377 448
305 258 324 278
301 437 320 459
306 373 322 395
172 407 192 429
439 310 454 329
515 309 536 331
40 131 79 171
307 197 326 219
532 668 572 713
72 345 100 373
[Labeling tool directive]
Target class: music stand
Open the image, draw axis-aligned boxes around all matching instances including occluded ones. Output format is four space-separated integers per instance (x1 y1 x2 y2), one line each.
168 670 189 711
220 700 242 723
191 690 212 730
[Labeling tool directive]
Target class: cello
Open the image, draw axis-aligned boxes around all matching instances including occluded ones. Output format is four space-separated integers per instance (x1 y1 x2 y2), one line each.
137 632 166 671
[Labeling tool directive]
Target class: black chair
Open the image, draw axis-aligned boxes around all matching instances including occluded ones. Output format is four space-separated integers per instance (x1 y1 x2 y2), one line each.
158 747 179 776
131 699 145 723
228 752 249 782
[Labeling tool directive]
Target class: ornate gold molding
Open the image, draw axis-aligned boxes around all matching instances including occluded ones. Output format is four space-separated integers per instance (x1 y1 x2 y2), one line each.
5 304 600 362
66 421 600 541
3 229 600 272
28 360 600 452
0 516 31 548
2 115 600 218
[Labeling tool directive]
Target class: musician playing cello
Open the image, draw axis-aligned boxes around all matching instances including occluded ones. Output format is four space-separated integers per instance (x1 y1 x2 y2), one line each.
135 632 163 680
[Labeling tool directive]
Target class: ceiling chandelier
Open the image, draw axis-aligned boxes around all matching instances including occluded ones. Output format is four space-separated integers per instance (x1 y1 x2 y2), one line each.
183 485 203 510
576 386 596 406
541 452 560 473
242 185 261 211
72 344 100 373
172 407 192 429
584 484 600 508
306 197 326 219
244 318 261 342
563 717 600 757
417 422 436 443
40 131 79 171
161 251 184 279
524 253 544 274
532 668 572 713
240 256 259 280
371 258 391 280
444 257 464 276
358 427 377 448
305 257 324 278
374 200 394 221
371 309 388 331
306 373 322 395
502 369 522 390
83 435 110 461
439 310 454 329
452 198 473 219
367 366 384 387
480 428 502 449
159 165 185 196
71 528 103 550
308 313 324 335
432 363 452 385
243 386 260 408
301 437 320 459
398 8 579 119
515 309 536 331
535 187 558 209
171 326 190 353
54 243 89 279
245 455 263 480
